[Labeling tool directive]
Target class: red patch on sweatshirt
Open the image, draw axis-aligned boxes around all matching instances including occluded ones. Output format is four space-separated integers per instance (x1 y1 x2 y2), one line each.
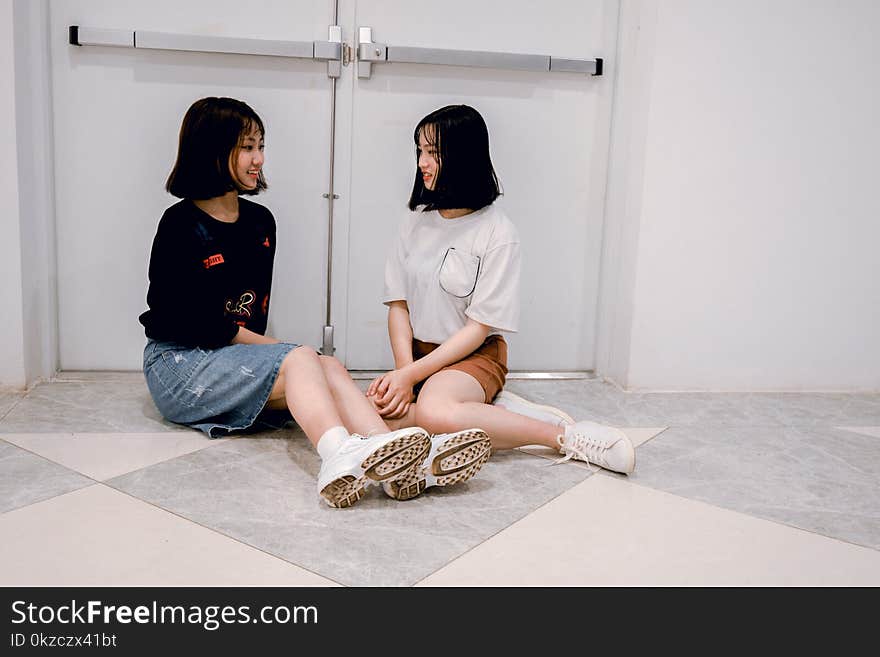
203 253 225 269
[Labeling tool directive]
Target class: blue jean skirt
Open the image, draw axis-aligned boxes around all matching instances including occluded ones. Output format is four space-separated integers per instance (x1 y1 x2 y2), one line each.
143 339 299 438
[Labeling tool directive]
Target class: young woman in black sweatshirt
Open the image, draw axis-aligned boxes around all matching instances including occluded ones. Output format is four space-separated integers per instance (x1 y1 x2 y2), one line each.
139 96 447 508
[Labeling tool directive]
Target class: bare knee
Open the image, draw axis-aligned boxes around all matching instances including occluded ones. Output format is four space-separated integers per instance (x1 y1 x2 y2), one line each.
415 398 460 434
280 345 318 374
319 354 347 377
319 355 354 393
271 347 304 401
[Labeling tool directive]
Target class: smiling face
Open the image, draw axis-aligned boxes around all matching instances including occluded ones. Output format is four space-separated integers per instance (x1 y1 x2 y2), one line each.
230 126 265 191
417 125 440 191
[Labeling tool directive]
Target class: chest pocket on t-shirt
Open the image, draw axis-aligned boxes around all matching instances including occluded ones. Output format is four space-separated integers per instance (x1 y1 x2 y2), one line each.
438 247 481 298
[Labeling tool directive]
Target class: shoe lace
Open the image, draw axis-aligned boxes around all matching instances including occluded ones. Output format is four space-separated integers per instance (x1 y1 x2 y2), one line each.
551 431 613 471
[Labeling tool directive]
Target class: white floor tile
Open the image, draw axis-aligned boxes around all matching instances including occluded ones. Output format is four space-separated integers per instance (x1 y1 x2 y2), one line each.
3 432 224 481
417 474 880 586
0 484 336 586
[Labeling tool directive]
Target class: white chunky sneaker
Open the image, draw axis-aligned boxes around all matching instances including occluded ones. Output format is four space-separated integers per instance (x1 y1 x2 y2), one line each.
317 427 431 508
492 390 575 427
382 428 492 501
556 421 635 475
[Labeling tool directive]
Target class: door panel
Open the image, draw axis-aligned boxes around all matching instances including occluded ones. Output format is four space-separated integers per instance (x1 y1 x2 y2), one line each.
341 0 616 370
51 0 333 368
50 0 616 372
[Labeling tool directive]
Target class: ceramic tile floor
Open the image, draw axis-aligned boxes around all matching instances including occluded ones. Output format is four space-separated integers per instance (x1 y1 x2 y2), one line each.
1 375 878 586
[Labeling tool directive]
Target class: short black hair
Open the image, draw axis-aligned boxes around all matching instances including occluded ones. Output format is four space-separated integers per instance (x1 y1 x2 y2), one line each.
166 97 267 199
408 104 501 212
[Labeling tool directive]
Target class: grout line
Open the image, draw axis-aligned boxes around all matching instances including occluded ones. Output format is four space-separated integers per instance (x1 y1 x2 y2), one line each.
0 482 97 518
1 433 342 585
414 473 880 586
4 431 234 481
0 433 229 516
0 393 27 424
5 377 880 585
637 425 671 447
411 467 600 586
0 437 96 516
101 481 344 587
610 475 880 554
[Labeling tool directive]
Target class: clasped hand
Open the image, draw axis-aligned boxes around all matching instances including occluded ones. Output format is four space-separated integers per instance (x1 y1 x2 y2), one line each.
367 368 415 419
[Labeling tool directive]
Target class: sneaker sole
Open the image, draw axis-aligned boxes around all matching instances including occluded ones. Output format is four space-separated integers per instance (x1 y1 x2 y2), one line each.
320 431 431 508
495 391 575 426
384 429 492 501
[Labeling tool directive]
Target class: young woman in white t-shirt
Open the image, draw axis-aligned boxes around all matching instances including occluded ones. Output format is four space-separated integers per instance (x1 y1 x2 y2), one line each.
328 105 635 501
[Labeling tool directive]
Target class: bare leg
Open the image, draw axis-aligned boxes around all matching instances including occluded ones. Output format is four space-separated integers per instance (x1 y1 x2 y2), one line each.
317 355 392 436
263 350 434 509
416 371 562 450
362 395 420 432
264 347 350 449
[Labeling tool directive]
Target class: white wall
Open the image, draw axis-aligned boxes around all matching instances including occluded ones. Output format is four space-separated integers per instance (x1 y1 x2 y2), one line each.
14 0 58 386
0 0 27 389
600 0 880 391
595 0 657 387
3 0 879 391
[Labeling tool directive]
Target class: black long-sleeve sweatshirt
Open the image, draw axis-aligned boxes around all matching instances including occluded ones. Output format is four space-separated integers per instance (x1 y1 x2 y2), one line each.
139 198 277 349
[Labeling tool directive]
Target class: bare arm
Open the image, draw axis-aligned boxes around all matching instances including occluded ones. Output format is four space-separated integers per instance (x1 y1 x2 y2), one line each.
387 300 414 369
404 319 490 384
369 318 491 416
366 301 415 418
231 326 280 345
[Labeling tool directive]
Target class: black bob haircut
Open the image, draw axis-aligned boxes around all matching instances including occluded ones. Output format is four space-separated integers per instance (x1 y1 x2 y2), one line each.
408 104 501 212
166 97 267 200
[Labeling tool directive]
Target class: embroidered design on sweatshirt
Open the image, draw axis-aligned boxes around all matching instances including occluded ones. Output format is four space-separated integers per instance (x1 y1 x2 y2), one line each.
226 290 256 319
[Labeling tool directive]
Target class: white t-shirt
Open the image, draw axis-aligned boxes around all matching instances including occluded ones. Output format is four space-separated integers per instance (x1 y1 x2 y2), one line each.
383 203 521 344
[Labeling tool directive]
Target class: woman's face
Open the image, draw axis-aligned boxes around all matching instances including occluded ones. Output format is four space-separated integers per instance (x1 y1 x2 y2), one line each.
417 126 439 191
230 126 264 190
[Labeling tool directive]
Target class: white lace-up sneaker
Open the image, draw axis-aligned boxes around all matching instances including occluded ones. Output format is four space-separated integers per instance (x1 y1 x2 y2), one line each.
318 427 431 508
556 421 635 474
492 390 575 427
382 428 492 501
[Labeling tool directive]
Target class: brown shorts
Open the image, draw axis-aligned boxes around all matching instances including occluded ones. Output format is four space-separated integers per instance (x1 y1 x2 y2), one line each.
412 334 508 403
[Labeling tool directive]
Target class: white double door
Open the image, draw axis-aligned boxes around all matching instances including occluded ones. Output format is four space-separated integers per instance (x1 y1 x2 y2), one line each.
51 0 615 371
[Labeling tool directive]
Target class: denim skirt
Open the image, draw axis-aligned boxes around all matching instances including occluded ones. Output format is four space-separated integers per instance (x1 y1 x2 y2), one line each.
143 339 299 438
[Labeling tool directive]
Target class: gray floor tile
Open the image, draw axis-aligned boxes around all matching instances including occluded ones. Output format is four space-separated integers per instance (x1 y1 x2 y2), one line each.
729 392 880 427
506 380 755 426
629 425 880 549
502 380 625 426
6 374 879 583
54 371 146 383
505 380 880 427
108 430 593 586
0 440 94 513
0 381 186 433
14 376 877 435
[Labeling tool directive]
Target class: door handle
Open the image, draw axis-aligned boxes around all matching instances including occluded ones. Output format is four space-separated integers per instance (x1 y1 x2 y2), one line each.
69 25 345 78
356 26 602 80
